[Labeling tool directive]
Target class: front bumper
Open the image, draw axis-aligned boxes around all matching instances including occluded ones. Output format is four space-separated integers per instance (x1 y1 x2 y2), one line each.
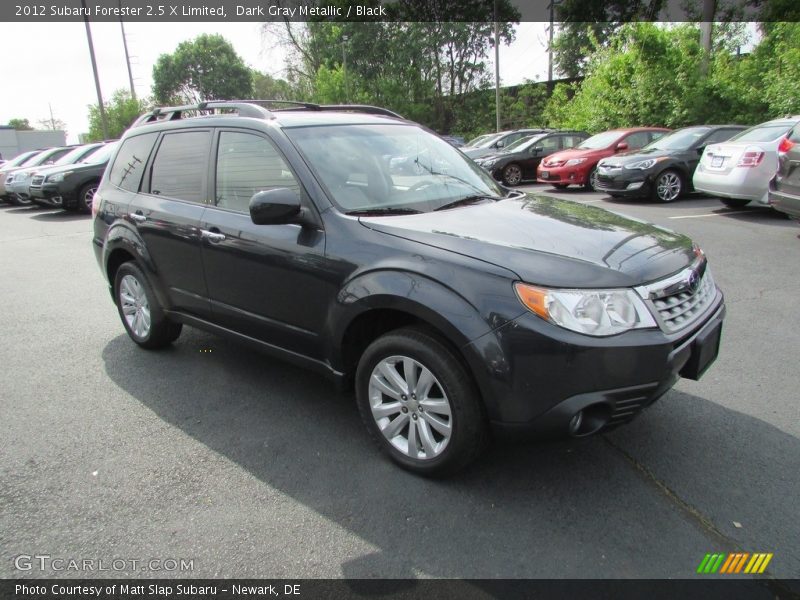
537 165 590 186
30 182 70 207
594 171 654 198
465 291 725 438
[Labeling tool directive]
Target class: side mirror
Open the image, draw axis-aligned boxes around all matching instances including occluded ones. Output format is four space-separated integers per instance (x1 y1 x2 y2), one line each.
495 140 505 148
249 188 303 225
615 142 628 152
532 145 543 155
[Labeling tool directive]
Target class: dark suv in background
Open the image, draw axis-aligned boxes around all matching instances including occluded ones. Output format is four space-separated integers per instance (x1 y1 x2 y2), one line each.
769 125 800 219
93 101 725 475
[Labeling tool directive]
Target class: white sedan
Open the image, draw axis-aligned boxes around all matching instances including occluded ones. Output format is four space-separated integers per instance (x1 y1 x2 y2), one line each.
693 116 800 208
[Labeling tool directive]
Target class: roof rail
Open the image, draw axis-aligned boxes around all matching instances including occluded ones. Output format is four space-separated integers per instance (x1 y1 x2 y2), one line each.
132 99 403 128
133 101 274 126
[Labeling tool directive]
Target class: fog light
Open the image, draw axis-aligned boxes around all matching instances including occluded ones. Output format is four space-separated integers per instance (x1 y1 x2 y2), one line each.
626 181 644 190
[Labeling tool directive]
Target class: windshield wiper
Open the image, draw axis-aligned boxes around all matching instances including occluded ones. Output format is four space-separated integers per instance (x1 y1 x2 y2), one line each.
346 207 422 216
434 195 501 211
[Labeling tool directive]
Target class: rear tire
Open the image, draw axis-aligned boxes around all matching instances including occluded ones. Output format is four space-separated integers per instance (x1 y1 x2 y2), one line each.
720 198 750 209
114 262 182 349
355 327 487 476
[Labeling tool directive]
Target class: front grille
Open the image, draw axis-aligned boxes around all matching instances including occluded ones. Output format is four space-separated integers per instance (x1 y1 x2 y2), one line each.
31 176 44 187
644 267 717 333
595 175 627 190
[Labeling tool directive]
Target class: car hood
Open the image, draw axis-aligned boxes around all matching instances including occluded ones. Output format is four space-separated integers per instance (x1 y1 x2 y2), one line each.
600 148 682 166
359 194 695 288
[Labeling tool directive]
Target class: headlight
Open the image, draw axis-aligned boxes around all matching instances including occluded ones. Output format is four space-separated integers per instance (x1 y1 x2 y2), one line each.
47 171 71 183
482 159 496 168
564 158 587 167
624 158 666 170
514 282 657 336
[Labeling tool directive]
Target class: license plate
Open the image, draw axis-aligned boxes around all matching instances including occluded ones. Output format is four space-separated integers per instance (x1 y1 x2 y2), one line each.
540 171 549 179
680 321 722 380
711 156 724 168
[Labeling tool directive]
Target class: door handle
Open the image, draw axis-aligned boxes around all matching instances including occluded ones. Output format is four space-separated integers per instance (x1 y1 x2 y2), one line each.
130 211 146 222
200 229 226 243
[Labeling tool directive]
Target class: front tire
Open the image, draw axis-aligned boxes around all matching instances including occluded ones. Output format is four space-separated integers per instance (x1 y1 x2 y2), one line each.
114 262 182 349
502 163 523 186
584 168 598 191
355 328 487 476
653 170 683 202
77 182 98 213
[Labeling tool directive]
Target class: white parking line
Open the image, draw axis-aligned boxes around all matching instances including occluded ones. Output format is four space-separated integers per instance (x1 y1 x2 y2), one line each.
668 210 753 220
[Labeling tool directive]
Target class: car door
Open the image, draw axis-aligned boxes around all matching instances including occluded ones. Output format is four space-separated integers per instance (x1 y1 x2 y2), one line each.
522 135 561 180
129 129 212 317
199 128 330 359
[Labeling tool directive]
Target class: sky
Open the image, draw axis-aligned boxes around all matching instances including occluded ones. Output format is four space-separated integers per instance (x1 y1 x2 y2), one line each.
0 22 550 144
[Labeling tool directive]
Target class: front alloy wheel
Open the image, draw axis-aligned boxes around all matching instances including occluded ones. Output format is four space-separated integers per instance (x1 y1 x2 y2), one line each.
503 164 523 186
368 355 453 460
78 183 97 212
654 170 683 202
356 328 487 475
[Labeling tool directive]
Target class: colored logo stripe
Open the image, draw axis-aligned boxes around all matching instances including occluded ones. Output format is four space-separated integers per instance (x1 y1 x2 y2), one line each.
698 553 773 574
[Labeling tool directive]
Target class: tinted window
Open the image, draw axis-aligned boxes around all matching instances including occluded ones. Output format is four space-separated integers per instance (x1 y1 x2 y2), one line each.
789 126 800 143
703 129 742 145
650 131 667 142
108 133 157 192
647 127 711 151
31 147 71 166
533 136 561 154
150 131 211 203
53 144 101 166
215 131 301 213
624 132 654 149
560 135 584 149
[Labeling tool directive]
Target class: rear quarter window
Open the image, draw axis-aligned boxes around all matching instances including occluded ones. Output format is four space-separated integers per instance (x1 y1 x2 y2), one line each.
149 131 211 203
107 133 158 192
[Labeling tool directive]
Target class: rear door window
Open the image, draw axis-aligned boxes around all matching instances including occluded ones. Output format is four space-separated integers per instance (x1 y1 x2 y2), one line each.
149 131 212 203
624 132 651 149
108 133 158 192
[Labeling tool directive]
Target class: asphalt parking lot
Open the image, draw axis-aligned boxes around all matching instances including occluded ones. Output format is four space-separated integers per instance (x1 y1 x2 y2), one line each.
0 187 798 585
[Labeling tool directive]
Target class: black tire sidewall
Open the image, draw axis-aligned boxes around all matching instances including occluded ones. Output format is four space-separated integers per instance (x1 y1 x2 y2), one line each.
355 328 485 476
77 182 97 212
503 164 522 186
113 262 180 348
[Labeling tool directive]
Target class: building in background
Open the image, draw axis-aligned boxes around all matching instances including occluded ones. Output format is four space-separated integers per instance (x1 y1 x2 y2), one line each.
0 127 67 160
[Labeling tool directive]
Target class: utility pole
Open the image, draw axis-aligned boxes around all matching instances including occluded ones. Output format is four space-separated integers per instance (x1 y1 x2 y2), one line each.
341 34 349 103
547 1 555 82
48 103 56 130
82 0 108 139
699 0 716 75
494 0 500 132
119 0 136 100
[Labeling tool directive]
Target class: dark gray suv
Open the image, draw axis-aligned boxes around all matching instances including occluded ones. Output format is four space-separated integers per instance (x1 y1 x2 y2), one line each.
93 101 725 475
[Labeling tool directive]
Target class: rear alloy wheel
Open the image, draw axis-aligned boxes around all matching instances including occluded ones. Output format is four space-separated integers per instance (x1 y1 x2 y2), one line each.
720 198 750 209
654 170 683 202
114 262 182 349
585 168 598 191
77 182 98 213
502 164 523 186
356 328 487 476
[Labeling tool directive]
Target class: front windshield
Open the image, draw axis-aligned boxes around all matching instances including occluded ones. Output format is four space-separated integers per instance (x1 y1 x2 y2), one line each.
473 132 504 148
19 151 49 167
466 134 493 147
577 131 623 150
729 123 795 143
501 134 542 153
81 142 118 164
286 123 507 213
53 145 100 166
1 151 38 170
645 127 710 151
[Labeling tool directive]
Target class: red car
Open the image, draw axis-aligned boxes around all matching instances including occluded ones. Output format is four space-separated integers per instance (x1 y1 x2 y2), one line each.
537 127 670 190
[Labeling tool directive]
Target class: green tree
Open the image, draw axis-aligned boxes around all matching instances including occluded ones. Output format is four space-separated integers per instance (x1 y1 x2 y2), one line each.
251 71 295 101
7 118 33 130
87 89 150 141
152 34 253 104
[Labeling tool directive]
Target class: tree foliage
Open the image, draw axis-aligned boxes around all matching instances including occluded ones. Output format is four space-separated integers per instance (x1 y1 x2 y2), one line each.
87 89 150 141
542 22 800 133
152 34 253 104
7 118 33 131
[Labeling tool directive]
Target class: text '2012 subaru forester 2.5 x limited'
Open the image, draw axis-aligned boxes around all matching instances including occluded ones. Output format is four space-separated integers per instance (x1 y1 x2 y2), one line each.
93 101 725 475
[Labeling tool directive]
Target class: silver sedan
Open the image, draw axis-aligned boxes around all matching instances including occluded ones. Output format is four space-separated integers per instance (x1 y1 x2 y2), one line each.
693 116 800 208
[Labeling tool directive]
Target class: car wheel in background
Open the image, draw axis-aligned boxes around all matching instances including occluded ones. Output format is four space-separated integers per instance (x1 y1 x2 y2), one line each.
552 183 569 190
8 195 32 206
77 182 98 213
719 198 750 209
585 168 598 191
355 327 487 476
114 262 182 349
502 164 523 186
654 170 683 202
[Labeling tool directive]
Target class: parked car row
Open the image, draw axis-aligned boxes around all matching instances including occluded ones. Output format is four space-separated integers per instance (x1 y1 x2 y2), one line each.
465 116 800 213
0 140 117 212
